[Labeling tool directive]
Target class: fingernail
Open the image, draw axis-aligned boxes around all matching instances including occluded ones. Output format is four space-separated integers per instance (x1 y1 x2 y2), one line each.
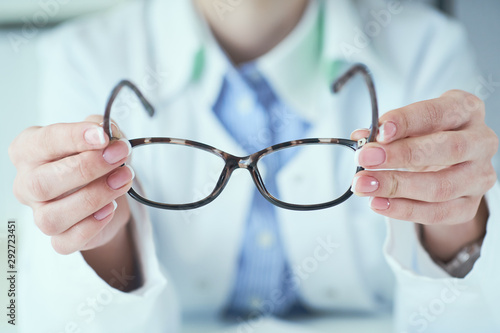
107 165 135 190
93 200 118 221
103 138 132 165
354 149 361 166
99 121 122 139
377 121 397 143
351 128 370 138
357 147 386 167
369 197 390 211
84 126 106 145
352 176 379 194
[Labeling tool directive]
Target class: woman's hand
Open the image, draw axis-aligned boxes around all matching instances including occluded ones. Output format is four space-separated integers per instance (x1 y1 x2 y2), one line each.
351 90 498 261
9 116 135 255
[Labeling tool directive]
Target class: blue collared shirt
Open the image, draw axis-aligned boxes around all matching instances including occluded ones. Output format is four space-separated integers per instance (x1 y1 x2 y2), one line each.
213 62 311 316
204 0 323 317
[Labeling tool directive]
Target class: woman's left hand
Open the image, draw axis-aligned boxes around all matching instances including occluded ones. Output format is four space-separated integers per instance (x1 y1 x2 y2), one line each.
351 90 498 261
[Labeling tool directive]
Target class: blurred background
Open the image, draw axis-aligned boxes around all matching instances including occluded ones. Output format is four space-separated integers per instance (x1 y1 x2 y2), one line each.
0 0 499 332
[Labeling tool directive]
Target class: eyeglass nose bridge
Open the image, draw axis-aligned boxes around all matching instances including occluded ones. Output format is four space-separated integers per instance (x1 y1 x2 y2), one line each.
218 144 366 211
219 153 280 206
219 153 269 194
236 155 253 169
210 154 253 196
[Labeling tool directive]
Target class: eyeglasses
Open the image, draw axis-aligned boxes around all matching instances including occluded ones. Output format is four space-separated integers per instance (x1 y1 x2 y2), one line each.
103 64 379 211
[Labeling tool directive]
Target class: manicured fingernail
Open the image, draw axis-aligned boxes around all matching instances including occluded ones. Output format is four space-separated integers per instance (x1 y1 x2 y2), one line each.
377 122 397 142
351 128 370 139
100 121 122 138
84 126 106 145
357 147 386 167
354 149 361 166
107 165 135 190
103 138 132 165
369 197 390 211
93 200 118 221
352 176 379 194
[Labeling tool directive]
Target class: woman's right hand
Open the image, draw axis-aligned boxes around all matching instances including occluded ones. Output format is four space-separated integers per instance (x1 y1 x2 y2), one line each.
9 116 135 255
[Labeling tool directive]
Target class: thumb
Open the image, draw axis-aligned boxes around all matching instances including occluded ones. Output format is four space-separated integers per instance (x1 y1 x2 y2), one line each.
350 128 370 141
85 115 125 139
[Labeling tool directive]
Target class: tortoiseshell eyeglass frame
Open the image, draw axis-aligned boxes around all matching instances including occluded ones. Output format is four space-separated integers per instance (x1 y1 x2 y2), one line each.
103 63 379 211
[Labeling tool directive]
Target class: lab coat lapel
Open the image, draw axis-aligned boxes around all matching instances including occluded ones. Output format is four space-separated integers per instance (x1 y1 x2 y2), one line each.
147 0 202 101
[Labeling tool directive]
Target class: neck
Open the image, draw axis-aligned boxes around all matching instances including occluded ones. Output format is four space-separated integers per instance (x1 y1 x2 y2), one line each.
194 0 309 65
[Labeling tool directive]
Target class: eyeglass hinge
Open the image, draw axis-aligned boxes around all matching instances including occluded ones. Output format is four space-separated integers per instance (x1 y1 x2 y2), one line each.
357 138 367 148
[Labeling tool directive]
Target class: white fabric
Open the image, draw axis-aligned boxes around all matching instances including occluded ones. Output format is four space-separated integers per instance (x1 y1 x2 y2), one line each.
21 0 500 332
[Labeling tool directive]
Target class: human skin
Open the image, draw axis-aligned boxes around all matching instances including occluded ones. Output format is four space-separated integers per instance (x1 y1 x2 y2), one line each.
193 0 308 64
196 0 498 262
9 0 498 292
351 91 496 261
9 116 140 290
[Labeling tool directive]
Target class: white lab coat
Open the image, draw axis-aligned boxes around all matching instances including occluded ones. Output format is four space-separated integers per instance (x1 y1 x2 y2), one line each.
20 0 500 332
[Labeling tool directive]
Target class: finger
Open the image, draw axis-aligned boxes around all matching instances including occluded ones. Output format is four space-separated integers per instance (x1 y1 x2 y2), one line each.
83 195 131 250
356 130 484 169
22 139 131 202
50 201 118 255
33 165 135 236
11 122 111 166
85 115 123 139
377 91 484 144
350 128 370 141
367 196 481 225
352 162 490 202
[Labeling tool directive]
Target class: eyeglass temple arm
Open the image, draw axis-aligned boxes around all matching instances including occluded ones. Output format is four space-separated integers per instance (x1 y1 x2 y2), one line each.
332 64 379 143
103 80 155 139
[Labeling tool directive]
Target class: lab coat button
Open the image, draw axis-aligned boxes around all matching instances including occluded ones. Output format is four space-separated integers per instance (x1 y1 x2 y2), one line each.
294 175 304 183
325 288 337 299
247 70 262 83
237 97 254 114
196 279 210 291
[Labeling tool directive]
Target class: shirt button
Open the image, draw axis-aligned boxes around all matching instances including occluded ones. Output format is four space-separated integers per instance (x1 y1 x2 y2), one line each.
247 70 262 83
249 296 263 309
257 231 274 249
237 96 254 114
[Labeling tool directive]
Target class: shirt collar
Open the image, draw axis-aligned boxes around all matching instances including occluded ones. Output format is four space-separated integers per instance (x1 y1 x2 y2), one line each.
254 0 322 116
147 0 392 111
146 0 204 101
